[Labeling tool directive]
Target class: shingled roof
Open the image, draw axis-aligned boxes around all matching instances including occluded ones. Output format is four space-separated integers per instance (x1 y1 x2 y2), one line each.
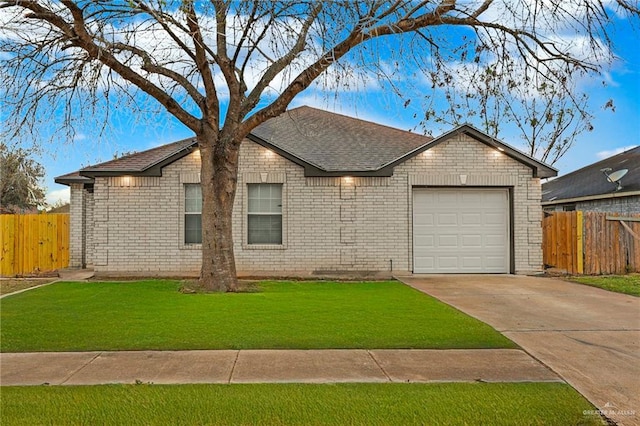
542 146 640 203
56 105 556 185
250 106 432 172
55 138 197 184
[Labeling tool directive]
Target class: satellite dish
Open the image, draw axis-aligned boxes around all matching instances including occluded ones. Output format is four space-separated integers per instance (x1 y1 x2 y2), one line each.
607 169 628 183
601 168 628 191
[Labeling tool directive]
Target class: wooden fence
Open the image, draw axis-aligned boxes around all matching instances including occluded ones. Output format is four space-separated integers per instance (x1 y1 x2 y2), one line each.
0 214 69 277
543 211 640 275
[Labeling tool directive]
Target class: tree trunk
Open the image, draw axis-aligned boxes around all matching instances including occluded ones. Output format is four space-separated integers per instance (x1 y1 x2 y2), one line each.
198 125 240 292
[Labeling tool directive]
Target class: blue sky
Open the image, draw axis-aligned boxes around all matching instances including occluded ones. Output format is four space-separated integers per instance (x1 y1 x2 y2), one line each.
22 15 640 206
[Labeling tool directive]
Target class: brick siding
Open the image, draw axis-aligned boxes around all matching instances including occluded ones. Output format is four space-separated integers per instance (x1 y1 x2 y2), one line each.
77 133 544 276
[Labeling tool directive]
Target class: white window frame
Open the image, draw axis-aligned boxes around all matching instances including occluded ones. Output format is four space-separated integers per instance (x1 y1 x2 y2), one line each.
242 173 287 250
247 183 283 245
184 183 202 245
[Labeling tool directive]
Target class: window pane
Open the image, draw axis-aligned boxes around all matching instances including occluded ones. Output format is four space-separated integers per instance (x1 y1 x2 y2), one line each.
185 184 202 213
185 214 202 244
271 184 282 199
248 215 282 244
248 198 259 212
247 183 282 214
247 184 283 244
267 197 281 213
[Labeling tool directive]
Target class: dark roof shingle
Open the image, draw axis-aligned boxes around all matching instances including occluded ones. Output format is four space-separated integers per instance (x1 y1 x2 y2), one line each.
542 146 640 202
80 137 196 173
55 106 556 184
251 106 432 171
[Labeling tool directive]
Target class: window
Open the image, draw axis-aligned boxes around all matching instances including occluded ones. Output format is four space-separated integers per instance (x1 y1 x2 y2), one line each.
562 204 576 212
185 184 202 244
248 183 282 245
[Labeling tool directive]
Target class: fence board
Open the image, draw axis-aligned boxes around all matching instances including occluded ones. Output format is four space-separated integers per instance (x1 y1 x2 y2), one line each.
543 211 577 273
544 211 640 275
0 214 70 277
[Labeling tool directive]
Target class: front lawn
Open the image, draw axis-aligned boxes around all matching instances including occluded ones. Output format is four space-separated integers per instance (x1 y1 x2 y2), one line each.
0 280 515 352
1 383 600 425
568 274 640 296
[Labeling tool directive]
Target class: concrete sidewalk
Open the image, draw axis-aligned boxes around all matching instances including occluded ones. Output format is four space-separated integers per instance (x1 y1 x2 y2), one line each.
0 349 561 386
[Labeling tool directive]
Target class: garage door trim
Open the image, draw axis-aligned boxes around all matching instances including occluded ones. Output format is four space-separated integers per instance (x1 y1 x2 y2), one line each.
411 186 513 274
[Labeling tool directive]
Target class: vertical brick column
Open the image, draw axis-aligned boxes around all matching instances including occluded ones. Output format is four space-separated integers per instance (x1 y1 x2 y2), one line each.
339 181 356 266
69 183 85 268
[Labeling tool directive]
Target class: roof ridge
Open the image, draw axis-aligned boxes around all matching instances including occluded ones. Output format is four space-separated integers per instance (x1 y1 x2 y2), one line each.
292 105 431 140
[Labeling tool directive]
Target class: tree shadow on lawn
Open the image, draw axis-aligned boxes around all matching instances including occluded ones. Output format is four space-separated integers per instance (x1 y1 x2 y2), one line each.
179 279 261 294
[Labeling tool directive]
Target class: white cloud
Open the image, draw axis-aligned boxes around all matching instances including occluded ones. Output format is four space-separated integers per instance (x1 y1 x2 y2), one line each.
46 188 70 206
596 145 637 160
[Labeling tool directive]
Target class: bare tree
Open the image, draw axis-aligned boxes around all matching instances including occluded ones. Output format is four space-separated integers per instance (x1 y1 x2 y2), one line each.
1 1 637 291
421 58 595 165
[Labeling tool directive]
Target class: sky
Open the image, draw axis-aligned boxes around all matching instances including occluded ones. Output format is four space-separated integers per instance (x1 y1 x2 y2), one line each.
5 6 639 207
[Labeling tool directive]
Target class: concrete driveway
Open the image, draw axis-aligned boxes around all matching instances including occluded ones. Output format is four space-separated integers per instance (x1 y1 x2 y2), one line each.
398 274 640 426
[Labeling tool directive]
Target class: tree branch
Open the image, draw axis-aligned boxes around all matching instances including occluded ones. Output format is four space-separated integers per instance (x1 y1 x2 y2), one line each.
37 0 201 131
240 2 323 117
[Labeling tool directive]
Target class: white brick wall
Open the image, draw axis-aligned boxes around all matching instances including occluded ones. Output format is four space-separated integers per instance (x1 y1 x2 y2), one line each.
81 133 544 276
69 184 84 268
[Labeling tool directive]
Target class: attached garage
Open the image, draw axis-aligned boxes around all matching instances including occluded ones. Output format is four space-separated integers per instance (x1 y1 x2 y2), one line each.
57 105 556 278
413 188 510 273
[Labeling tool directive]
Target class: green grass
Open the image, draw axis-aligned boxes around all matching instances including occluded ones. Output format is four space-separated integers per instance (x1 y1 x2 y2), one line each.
0 280 515 352
569 274 640 296
0 383 600 426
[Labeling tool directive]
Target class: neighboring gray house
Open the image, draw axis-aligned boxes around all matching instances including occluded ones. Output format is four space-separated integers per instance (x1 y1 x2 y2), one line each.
56 106 556 277
542 146 639 213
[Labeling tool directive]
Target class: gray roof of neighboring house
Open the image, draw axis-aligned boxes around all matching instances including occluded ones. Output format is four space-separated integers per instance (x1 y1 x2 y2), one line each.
542 146 640 203
55 106 557 185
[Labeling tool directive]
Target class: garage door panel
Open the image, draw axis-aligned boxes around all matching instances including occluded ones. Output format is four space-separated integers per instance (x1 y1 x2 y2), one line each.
438 257 459 268
438 235 458 247
413 188 509 273
414 213 434 226
462 257 482 268
484 191 505 203
415 192 437 204
414 235 434 247
415 257 434 269
461 192 483 203
437 213 458 225
485 212 505 225
462 235 482 247
461 213 482 225
437 192 458 205
486 257 507 268
486 234 506 247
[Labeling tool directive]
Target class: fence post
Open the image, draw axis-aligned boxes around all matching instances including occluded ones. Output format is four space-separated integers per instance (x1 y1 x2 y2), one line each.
576 211 584 274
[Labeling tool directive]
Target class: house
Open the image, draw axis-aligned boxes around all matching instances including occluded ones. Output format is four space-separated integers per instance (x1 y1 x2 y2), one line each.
55 106 556 277
542 146 639 213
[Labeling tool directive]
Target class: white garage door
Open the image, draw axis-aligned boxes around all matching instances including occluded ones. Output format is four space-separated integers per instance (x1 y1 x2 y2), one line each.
413 188 509 273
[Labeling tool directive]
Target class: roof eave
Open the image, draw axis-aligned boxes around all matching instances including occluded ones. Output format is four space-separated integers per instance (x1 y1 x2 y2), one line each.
541 190 640 205
79 141 198 179
389 124 558 178
54 175 95 186
455 125 557 178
